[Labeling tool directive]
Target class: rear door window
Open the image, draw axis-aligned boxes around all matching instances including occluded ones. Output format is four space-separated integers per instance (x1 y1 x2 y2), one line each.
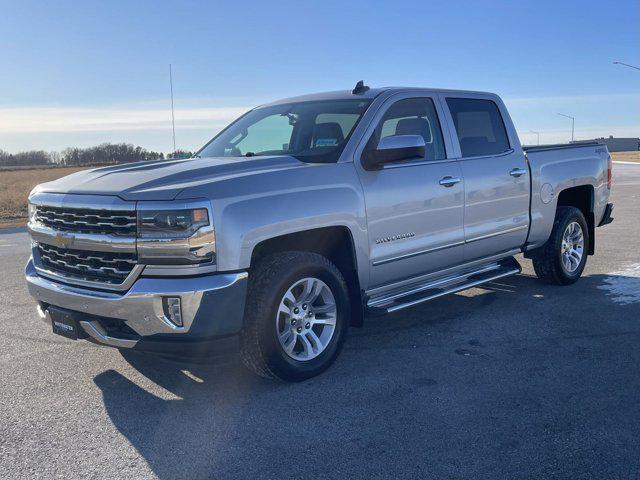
446 98 510 157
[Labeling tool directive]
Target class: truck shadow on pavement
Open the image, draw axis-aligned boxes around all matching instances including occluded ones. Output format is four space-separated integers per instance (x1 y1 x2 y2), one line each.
94 271 640 480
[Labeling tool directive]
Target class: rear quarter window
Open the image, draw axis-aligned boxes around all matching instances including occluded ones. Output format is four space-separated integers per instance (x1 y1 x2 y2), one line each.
446 98 510 157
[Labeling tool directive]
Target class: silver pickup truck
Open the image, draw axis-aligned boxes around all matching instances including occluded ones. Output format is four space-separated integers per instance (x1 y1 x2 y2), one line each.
25 82 614 381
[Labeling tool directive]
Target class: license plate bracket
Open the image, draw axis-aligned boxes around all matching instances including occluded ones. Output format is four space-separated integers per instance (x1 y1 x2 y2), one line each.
49 307 83 340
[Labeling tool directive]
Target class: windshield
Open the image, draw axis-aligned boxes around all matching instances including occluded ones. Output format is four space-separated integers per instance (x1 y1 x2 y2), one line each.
197 99 371 163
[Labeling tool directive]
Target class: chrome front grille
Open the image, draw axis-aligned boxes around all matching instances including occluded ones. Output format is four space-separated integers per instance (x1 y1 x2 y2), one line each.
29 194 139 289
35 205 136 236
37 243 137 285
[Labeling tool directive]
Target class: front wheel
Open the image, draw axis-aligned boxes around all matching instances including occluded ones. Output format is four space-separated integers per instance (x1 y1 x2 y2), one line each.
532 206 589 285
240 252 350 381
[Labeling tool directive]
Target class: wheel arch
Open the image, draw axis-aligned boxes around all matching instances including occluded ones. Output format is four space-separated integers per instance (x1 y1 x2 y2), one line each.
250 226 364 327
555 185 595 255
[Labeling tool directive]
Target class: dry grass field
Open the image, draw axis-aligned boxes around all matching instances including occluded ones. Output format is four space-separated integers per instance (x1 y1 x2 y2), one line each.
0 167 86 227
0 151 638 228
611 151 640 163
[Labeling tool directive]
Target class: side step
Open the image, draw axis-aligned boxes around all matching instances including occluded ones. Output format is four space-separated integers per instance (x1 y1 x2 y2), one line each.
366 257 521 314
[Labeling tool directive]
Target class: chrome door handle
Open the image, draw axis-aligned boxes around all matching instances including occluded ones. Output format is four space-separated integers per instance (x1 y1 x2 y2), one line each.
509 168 527 177
439 176 461 187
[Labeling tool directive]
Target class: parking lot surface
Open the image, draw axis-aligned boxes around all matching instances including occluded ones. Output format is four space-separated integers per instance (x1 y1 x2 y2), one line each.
1 163 639 480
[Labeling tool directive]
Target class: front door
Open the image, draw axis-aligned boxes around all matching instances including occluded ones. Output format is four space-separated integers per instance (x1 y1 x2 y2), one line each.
355 96 465 289
443 96 530 261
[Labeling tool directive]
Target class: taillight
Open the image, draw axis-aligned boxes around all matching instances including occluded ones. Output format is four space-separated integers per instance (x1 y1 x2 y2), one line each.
607 155 612 189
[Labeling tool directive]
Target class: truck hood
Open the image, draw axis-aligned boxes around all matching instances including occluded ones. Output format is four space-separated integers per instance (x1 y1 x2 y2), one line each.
34 156 309 201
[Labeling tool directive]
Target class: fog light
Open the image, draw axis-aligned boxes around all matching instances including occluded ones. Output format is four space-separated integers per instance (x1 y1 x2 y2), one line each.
163 297 183 327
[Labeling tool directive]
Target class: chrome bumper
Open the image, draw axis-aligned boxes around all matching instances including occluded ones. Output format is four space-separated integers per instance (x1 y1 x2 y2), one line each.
26 259 248 349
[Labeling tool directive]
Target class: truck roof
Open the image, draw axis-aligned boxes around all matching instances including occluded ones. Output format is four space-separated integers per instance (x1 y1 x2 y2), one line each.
262 86 497 107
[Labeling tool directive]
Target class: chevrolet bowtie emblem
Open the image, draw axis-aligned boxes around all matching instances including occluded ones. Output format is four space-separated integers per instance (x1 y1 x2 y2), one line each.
54 232 75 249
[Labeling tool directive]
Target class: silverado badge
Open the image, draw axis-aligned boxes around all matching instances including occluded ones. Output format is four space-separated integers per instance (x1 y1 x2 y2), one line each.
375 232 416 244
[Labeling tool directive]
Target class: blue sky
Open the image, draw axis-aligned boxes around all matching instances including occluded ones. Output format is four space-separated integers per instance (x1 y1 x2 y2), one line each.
1 0 638 153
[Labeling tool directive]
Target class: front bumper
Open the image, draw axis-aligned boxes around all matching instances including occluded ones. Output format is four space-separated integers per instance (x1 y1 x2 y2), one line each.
26 259 248 351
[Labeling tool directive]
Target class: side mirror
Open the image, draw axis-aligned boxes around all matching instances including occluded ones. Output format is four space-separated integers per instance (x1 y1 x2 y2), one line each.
362 135 426 170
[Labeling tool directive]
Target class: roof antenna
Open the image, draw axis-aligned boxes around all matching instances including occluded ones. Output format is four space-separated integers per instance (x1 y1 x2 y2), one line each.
169 64 176 157
352 80 370 95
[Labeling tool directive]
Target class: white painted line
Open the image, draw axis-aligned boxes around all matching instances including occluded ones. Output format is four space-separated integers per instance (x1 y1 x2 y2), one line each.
613 161 640 165
598 264 640 305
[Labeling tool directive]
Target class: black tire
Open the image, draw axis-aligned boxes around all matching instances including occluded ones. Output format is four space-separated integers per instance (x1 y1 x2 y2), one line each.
532 206 589 285
240 251 350 381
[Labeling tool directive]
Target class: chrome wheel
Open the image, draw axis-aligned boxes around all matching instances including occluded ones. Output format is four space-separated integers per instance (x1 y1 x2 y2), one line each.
275 277 337 361
561 221 584 273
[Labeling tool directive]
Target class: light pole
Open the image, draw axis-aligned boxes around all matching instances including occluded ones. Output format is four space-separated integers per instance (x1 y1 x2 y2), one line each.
529 130 540 145
169 64 176 157
557 113 575 142
613 61 640 71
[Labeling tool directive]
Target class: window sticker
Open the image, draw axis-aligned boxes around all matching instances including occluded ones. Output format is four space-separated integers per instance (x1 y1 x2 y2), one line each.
315 138 338 147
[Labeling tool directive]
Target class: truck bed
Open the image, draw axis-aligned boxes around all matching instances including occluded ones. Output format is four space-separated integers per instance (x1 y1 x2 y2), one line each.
524 140 610 251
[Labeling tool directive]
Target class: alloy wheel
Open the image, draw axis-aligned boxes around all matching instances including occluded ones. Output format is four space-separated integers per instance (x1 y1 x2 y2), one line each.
561 221 584 273
275 277 337 361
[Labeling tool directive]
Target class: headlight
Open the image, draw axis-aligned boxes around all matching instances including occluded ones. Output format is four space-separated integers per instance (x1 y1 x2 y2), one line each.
137 203 216 266
137 208 209 239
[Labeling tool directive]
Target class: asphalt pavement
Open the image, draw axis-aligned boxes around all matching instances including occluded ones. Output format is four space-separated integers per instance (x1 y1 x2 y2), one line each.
1 163 639 480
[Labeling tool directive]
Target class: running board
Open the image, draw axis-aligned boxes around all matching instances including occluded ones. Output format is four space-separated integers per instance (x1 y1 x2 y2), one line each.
366 257 521 314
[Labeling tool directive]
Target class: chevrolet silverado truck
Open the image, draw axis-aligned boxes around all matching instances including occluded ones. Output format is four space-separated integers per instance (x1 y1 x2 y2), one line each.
25 82 614 381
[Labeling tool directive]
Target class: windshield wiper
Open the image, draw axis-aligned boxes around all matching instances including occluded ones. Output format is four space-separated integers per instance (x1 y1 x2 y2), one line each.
244 152 256 157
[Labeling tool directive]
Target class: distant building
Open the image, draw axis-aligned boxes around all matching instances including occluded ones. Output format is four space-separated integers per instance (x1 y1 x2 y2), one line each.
576 136 640 152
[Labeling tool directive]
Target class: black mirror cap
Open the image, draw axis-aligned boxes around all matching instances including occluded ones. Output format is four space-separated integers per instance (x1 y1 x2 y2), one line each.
361 149 381 170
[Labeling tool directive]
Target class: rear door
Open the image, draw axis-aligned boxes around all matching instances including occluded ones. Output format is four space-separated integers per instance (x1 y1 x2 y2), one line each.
440 94 529 261
354 93 465 289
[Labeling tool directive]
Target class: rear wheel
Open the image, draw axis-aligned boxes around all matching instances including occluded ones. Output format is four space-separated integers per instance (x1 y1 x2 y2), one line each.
240 252 350 381
532 206 589 285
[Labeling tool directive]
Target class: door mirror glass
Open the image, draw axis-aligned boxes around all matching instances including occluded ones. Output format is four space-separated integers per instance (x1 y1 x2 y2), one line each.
363 134 426 170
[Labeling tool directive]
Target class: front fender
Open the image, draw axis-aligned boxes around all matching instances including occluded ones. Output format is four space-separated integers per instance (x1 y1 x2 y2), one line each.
211 162 369 288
